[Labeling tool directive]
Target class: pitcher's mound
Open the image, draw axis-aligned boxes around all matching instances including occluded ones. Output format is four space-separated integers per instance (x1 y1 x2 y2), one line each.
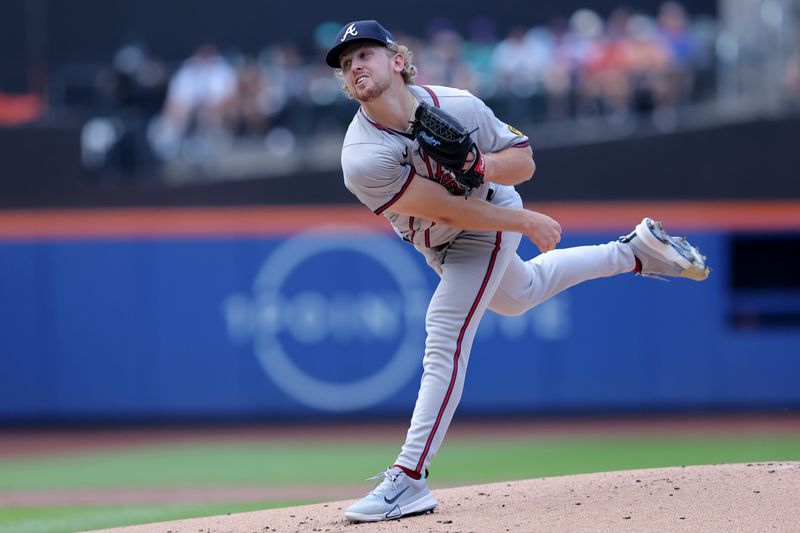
87 462 800 533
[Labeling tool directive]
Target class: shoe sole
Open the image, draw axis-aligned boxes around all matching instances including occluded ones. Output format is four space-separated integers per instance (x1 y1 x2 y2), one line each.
344 495 438 523
635 218 710 281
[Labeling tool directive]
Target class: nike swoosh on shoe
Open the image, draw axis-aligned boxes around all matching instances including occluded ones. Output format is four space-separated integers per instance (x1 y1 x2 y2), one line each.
384 487 409 505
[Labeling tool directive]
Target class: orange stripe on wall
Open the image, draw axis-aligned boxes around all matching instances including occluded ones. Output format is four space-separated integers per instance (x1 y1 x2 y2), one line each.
539 201 800 233
0 201 798 240
0 206 386 240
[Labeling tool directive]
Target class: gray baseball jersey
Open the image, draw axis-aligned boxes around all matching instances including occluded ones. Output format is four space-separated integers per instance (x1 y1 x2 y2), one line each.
341 85 530 249
338 84 637 478
331 25 702 521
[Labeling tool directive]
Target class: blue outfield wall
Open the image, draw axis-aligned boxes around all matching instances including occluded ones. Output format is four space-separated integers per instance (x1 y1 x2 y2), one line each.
1 226 798 421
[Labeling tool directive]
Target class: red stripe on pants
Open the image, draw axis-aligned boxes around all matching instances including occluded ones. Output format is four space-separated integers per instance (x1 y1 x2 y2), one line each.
414 231 503 472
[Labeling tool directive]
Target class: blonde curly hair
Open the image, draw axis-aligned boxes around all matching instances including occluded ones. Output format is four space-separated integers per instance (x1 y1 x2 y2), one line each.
335 42 417 99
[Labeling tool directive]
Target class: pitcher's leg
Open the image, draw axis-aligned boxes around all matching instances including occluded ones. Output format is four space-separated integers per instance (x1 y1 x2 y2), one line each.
489 241 635 316
394 232 520 474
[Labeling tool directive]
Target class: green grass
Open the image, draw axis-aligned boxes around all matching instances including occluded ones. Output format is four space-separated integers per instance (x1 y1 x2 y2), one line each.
0 441 399 490
1 433 799 532
0 501 300 533
435 435 800 482
2 436 798 490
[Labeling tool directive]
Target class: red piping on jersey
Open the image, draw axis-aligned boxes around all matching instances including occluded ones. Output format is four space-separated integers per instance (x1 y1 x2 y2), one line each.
359 108 394 133
358 108 414 138
409 216 416 243
419 85 440 107
359 108 415 140
424 222 436 248
513 140 530 147
375 167 416 215
422 151 435 180
414 231 503 473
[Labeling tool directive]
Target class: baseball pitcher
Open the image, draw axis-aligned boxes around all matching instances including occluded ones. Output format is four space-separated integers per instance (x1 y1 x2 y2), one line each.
324 20 710 523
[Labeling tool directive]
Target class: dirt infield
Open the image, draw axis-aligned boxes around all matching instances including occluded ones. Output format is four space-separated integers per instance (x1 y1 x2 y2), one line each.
83 462 800 533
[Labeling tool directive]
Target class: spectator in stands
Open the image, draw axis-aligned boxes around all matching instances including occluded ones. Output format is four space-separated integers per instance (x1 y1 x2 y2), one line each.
568 8 613 117
625 14 673 117
260 42 315 132
84 43 168 176
231 58 272 138
657 1 701 105
149 44 237 165
490 25 551 98
462 17 499 96
99 43 168 119
541 17 583 120
421 28 478 94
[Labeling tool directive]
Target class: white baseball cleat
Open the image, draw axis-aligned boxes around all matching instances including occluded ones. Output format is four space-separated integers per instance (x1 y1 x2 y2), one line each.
344 467 437 522
620 217 711 281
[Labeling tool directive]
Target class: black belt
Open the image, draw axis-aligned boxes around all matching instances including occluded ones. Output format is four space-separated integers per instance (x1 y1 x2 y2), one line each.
486 188 495 202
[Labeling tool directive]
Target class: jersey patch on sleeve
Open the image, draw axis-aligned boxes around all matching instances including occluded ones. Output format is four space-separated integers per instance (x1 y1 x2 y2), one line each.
508 124 524 136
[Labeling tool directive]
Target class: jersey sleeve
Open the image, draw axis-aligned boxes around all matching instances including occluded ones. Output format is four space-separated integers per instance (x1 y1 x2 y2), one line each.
468 94 530 153
342 143 416 215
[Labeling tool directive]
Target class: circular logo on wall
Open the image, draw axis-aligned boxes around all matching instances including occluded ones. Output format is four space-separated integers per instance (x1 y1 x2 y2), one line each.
222 225 429 412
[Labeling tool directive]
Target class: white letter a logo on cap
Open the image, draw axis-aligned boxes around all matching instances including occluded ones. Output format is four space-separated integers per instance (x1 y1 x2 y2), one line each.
341 23 358 41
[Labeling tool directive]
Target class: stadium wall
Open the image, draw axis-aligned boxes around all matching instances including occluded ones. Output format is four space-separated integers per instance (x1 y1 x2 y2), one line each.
1 203 798 422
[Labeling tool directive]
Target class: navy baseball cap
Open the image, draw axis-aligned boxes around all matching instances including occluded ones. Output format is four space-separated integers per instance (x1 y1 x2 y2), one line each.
325 20 395 68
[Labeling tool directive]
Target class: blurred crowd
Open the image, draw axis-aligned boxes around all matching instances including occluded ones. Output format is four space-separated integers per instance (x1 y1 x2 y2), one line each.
406 3 713 122
82 2 799 179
